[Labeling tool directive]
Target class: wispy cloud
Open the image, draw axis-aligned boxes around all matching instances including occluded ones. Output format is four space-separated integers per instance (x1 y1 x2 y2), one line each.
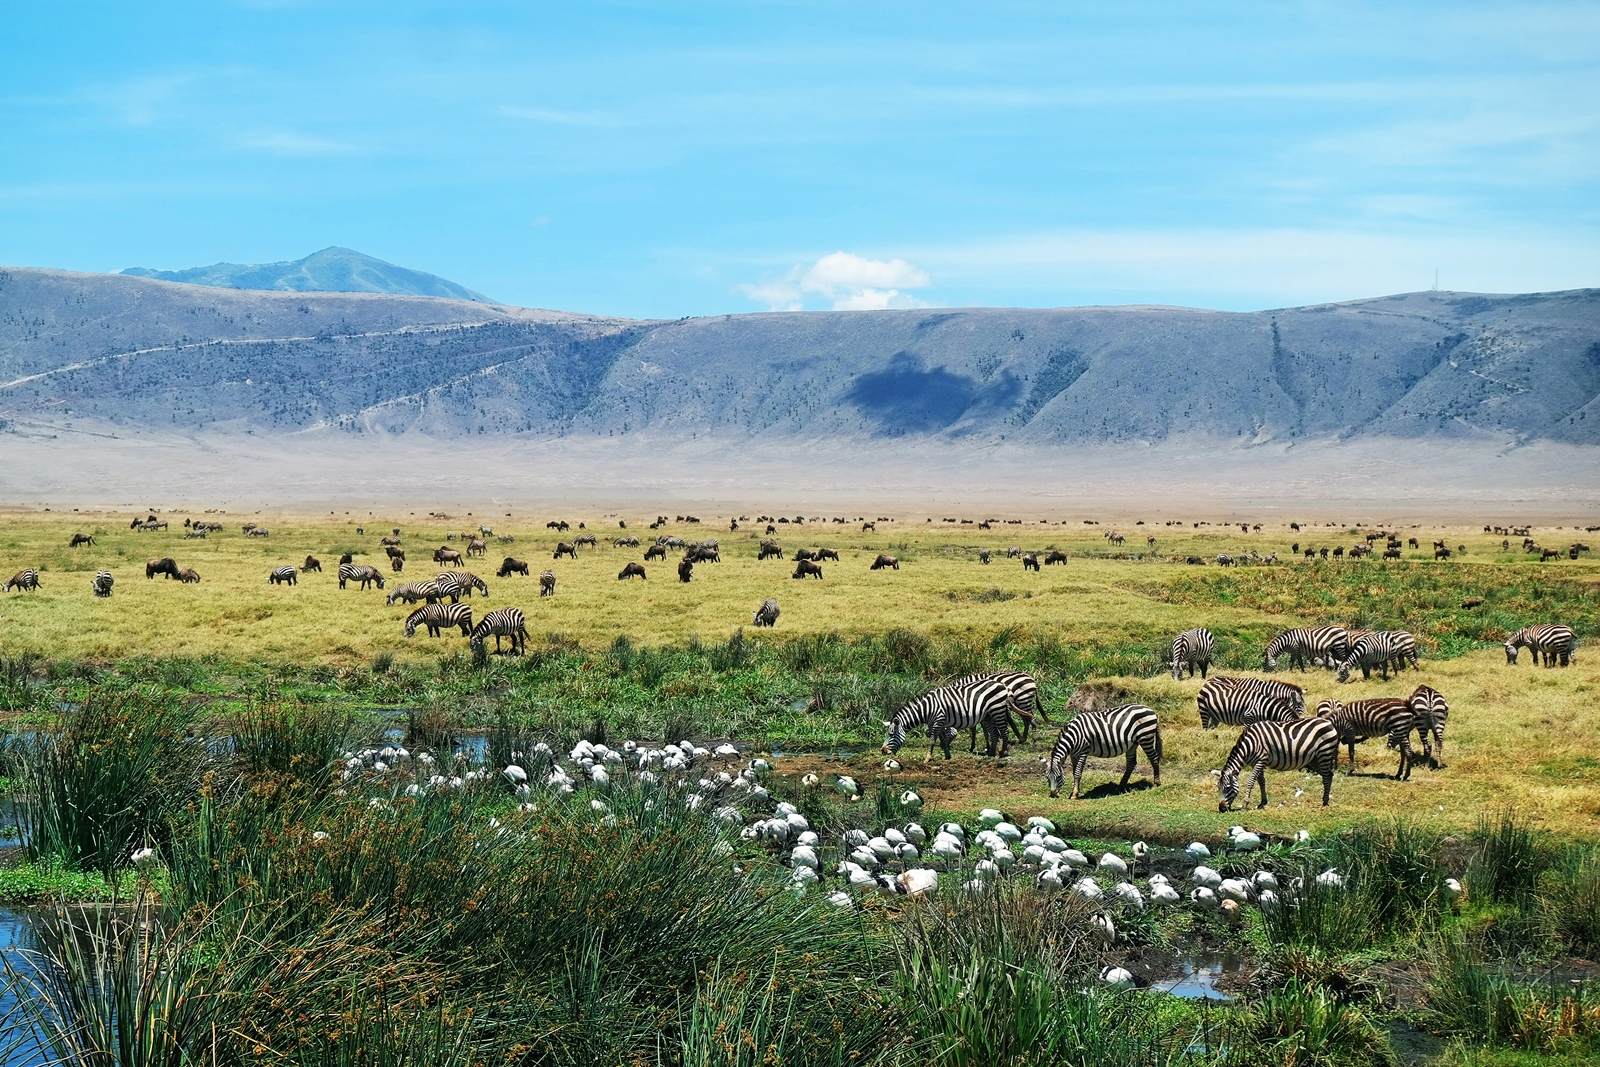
739 252 934 311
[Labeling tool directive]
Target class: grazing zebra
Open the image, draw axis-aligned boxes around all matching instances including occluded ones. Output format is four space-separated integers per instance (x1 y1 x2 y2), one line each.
338 564 386 590
386 580 442 605
268 566 298 586
1263 626 1351 671
92 570 114 597
470 607 528 655
1219 717 1340 810
434 571 489 602
1170 628 1216 680
957 671 1048 743
4 569 41 593
1318 697 1417 779
1044 703 1163 799
405 603 474 638
752 598 779 627
539 570 556 596
1408 685 1449 767
1504 625 1578 667
1337 631 1419 682
881 678 1014 760
1196 676 1306 729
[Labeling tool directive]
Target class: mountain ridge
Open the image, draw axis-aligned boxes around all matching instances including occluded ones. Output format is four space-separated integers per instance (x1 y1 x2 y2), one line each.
120 246 496 303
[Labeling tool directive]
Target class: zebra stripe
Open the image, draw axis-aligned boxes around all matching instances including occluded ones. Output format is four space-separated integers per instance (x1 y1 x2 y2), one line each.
1044 703 1162 799
386 580 443 605
1317 697 1417 779
957 671 1048 742
1504 625 1578 667
470 607 527 655
1408 685 1449 767
1170 628 1216 680
1196 676 1306 729
1263 626 1351 672
1337 631 1419 682
405 603 474 638
338 563 386 590
1219 717 1340 810
882 678 1014 760
91 570 114 597
268 566 298 586
434 570 489 602
5 568 41 593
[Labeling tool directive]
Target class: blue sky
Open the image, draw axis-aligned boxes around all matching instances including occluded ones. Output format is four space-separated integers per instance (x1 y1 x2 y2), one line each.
3 1 1597 316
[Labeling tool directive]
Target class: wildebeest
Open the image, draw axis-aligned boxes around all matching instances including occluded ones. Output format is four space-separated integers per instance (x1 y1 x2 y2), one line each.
816 548 840 561
381 536 402 547
390 557 405 572
176 567 201 583
1007 546 1022 558
753 598 780 627
1435 547 1452 560
386 545 406 563
862 521 876 531
759 539 783 560
979 549 991 564
540 570 556 595
434 547 464 566
793 559 823 579
547 520 570 532
686 545 720 563
1021 552 1039 572
146 557 180 580
339 552 354 566
69 533 94 547
794 548 818 563
1043 550 1068 565
766 524 777 534
618 561 647 580
644 544 666 561
678 558 694 582
299 555 320 573
614 536 640 547
554 542 578 559
498 557 530 578
870 554 899 570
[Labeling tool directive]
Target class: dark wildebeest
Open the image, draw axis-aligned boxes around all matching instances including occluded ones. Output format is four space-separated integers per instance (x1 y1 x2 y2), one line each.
381 536 402 547
1021 552 1040 572
1007 546 1022 558
540 570 556 596
498 557 530 578
794 548 818 563
678 558 694 582
765 524 777 534
391 557 405 572
644 544 666 561
979 549 991 564
386 546 406 563
792 559 823 579
339 552 355 566
176 567 201 584
1044 550 1068 566
862 522 876 531
614 536 639 547
1436 547 1453 560
759 540 783 560
303 555 323 572
547 520 570 532
69 533 94 547
435 547 464 566
816 548 840 561
554 542 578 560
870 554 899 570
146 557 180 580
618 562 647 580
753 598 780 627
687 545 720 563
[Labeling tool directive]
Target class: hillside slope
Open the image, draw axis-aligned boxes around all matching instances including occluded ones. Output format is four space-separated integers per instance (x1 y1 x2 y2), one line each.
1 268 1595 446
121 247 496 302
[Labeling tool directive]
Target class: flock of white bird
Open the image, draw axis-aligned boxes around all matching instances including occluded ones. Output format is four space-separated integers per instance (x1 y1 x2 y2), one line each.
325 741 1466 988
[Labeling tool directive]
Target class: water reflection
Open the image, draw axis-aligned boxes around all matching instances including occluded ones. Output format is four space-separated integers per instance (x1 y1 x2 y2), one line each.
1154 954 1238 1000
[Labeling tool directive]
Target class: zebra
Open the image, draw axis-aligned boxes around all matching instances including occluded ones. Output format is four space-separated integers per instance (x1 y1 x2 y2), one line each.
1408 685 1449 768
1504 625 1578 667
435 571 489 603
1170 628 1216 680
1196 676 1306 729
957 671 1048 743
881 679 1013 760
1317 697 1417 779
1263 626 1350 671
1336 631 1419 682
1219 717 1340 810
92 570 114 597
470 607 528 655
1044 703 1163 799
386 580 443 605
752 598 779 627
338 564 386 590
268 566 298 586
405 603 474 638
4 569 41 593
539 570 556 596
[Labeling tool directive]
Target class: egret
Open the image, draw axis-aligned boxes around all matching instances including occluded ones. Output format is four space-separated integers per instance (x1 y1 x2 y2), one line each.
836 775 859 797
1098 853 1128 877
1112 882 1145 910
978 809 1004 828
1100 966 1136 988
1191 865 1223 888
898 869 939 897
903 823 927 844
1027 816 1057 833
1189 886 1218 909
1072 878 1103 900
900 789 923 811
1186 842 1211 858
1038 868 1065 890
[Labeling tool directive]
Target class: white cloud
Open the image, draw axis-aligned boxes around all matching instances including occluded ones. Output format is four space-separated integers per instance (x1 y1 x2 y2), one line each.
738 251 933 311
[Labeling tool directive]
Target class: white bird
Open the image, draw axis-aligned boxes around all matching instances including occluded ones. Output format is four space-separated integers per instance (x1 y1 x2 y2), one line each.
842 829 870 848
1023 844 1047 865
1316 869 1344 889
1021 830 1046 849
885 827 907 846
867 837 897 861
826 890 853 907
896 843 920 861
1257 889 1280 913
1295 829 1311 843
1191 866 1223 888
1186 842 1211 858
1112 882 1145 910
1072 878 1103 900
1062 849 1090 869
900 790 923 811
1252 871 1279 892
791 845 819 869
994 822 1023 843
502 764 528 784
903 823 927 844
845 865 878 892
1218 878 1252 903
991 848 1016 869
931 838 964 861
714 743 739 757
850 847 882 869
939 822 967 840
1090 912 1116 945
898 869 939 897
590 765 610 785
1230 831 1262 851
1132 841 1150 872
1150 882 1181 906
1098 853 1128 876
792 865 819 886
1042 835 1068 853
973 859 1000 881
1099 965 1135 988
131 846 156 866
1027 816 1057 832
963 880 990 894
1444 878 1464 901
590 799 609 813
978 808 1004 828
797 830 819 847
714 806 742 825
1037 868 1065 890
786 813 810 834
836 776 859 797
801 773 820 787
883 759 901 772
1190 886 1218 909
749 758 771 773
1148 872 1169 885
